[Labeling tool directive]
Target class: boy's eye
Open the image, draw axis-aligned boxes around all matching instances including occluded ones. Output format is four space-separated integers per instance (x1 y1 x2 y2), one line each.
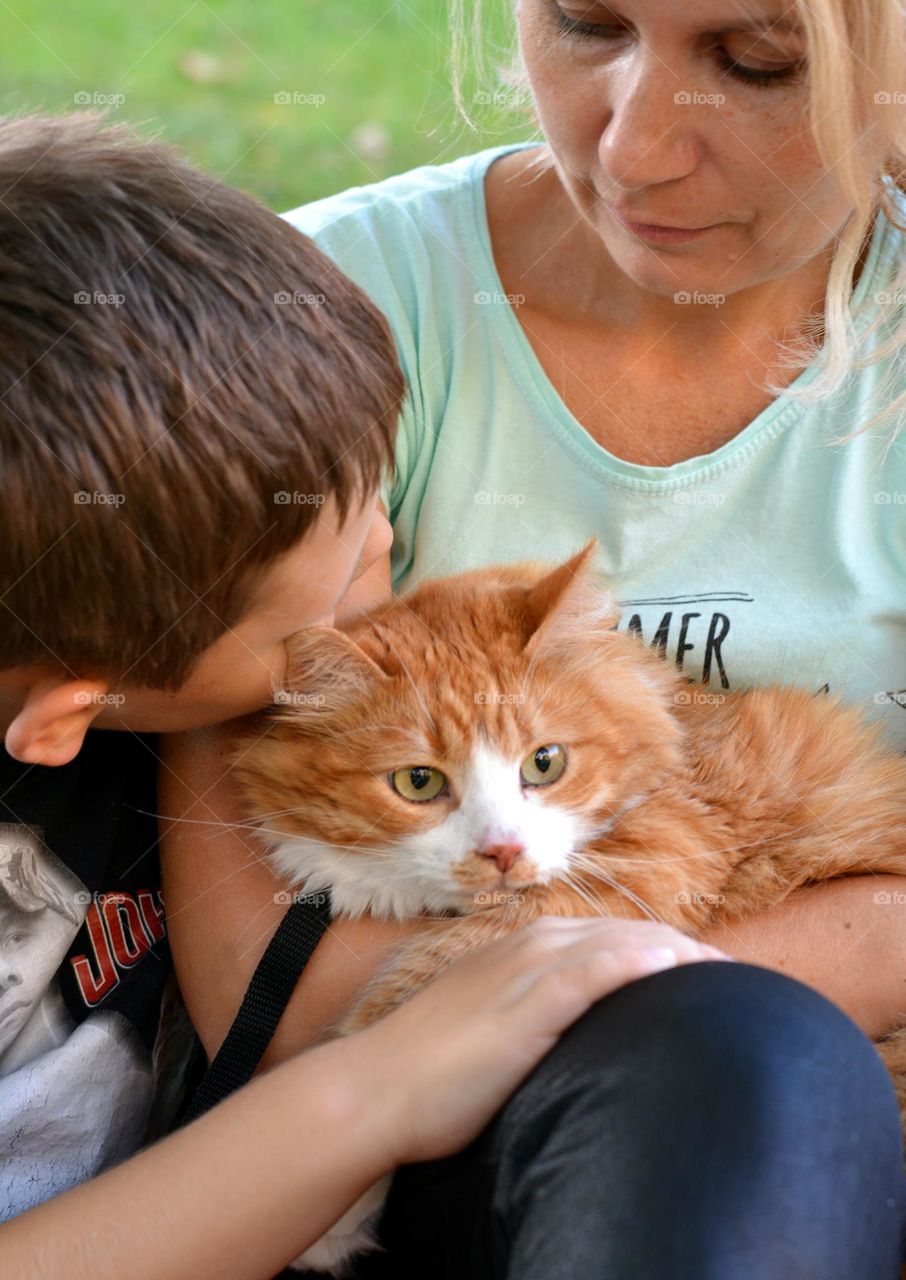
389 766 448 803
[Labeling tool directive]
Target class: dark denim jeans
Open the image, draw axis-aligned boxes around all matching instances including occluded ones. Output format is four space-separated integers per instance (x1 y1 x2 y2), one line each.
291 961 906 1280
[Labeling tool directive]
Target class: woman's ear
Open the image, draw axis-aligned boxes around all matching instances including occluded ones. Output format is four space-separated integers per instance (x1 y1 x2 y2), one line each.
4 676 110 766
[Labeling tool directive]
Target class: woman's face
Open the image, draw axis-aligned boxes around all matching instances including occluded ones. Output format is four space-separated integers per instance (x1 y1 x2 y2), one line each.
516 0 880 298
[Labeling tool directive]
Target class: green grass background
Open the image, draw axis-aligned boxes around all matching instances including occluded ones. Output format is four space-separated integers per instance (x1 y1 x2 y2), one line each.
3 0 531 210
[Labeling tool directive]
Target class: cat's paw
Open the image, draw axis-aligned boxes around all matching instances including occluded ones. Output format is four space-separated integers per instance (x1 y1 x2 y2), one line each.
288 1173 392 1276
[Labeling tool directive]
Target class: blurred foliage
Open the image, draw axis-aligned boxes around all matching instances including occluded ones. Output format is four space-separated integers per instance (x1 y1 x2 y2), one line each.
2 0 531 209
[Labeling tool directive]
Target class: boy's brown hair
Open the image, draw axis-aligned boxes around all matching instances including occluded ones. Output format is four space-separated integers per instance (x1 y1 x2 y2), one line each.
0 112 404 690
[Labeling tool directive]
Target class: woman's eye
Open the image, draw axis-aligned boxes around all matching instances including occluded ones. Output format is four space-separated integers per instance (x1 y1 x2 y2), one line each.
389 766 448 803
716 50 804 86
520 744 568 787
553 5 804 87
554 6 625 41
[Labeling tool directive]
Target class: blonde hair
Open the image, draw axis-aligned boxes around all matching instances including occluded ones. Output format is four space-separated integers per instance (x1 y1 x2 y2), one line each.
449 0 906 446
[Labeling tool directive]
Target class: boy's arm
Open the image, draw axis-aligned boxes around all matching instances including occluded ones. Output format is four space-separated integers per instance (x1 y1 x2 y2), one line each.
1 1033 393 1280
159 547 431 1069
2 904 719 1280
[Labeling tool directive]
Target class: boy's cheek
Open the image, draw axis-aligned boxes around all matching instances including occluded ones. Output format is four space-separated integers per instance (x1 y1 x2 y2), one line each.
95 643 287 732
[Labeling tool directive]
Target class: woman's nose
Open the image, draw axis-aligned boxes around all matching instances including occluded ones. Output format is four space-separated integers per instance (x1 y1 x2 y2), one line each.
599 57 707 190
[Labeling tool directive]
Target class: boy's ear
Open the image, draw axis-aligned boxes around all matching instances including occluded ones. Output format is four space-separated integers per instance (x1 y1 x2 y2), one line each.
5 676 110 766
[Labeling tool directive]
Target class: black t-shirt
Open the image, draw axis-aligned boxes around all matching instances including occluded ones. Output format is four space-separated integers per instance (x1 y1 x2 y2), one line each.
0 728 174 1217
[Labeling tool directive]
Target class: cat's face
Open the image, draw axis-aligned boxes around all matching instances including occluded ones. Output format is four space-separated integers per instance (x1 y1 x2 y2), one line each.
234 544 686 921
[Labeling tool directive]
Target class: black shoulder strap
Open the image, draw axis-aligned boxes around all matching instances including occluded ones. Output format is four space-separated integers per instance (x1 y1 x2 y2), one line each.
181 890 333 1125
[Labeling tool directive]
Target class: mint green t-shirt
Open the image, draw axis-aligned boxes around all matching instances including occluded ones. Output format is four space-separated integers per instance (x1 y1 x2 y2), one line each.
283 143 906 751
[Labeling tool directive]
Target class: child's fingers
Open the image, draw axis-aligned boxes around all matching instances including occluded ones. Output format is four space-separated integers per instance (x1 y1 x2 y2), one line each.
498 921 733 1032
495 914 732 971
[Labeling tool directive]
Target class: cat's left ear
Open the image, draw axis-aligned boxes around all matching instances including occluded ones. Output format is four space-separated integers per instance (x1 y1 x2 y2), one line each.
522 540 620 660
281 626 390 709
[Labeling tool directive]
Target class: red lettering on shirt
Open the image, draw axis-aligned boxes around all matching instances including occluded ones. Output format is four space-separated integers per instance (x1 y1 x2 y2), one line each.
69 889 166 1007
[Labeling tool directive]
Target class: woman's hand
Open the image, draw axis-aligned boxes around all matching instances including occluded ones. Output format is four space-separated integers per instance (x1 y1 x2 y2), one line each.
351 914 732 1167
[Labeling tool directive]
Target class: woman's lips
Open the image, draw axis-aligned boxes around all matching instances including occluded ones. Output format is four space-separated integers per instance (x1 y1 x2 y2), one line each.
609 206 722 244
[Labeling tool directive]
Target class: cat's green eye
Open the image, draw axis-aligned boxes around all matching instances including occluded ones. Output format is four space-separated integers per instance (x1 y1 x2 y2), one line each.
390 766 448 803
521 744 567 787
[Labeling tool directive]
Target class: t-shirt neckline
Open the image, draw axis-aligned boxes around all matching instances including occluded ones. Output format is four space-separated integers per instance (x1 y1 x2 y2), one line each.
466 140 893 493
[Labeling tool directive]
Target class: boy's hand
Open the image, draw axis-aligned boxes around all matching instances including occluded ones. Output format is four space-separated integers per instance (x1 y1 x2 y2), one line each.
352 915 730 1167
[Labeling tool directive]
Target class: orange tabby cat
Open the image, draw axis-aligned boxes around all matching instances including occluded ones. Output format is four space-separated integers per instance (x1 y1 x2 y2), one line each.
234 540 906 1275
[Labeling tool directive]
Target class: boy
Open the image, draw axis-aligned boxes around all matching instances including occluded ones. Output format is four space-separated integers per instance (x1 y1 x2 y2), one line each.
0 112 702 1278
0 104 397 1230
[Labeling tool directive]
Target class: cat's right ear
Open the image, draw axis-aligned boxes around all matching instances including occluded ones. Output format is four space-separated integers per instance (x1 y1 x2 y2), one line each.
281 627 389 711
521 540 621 660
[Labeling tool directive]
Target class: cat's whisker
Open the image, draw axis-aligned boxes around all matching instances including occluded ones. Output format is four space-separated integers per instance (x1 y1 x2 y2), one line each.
142 810 410 868
251 829 406 860
136 809 283 843
580 815 825 868
598 876 665 924
564 853 667 923
558 870 611 918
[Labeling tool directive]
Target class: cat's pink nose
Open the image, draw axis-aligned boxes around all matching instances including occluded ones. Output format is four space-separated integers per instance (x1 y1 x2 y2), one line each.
479 841 525 874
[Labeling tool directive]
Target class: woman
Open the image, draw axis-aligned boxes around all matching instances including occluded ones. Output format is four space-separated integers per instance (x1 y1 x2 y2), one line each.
163 1 906 1275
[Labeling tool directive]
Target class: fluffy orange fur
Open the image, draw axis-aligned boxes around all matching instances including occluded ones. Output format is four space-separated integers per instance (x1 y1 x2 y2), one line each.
234 541 906 1131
